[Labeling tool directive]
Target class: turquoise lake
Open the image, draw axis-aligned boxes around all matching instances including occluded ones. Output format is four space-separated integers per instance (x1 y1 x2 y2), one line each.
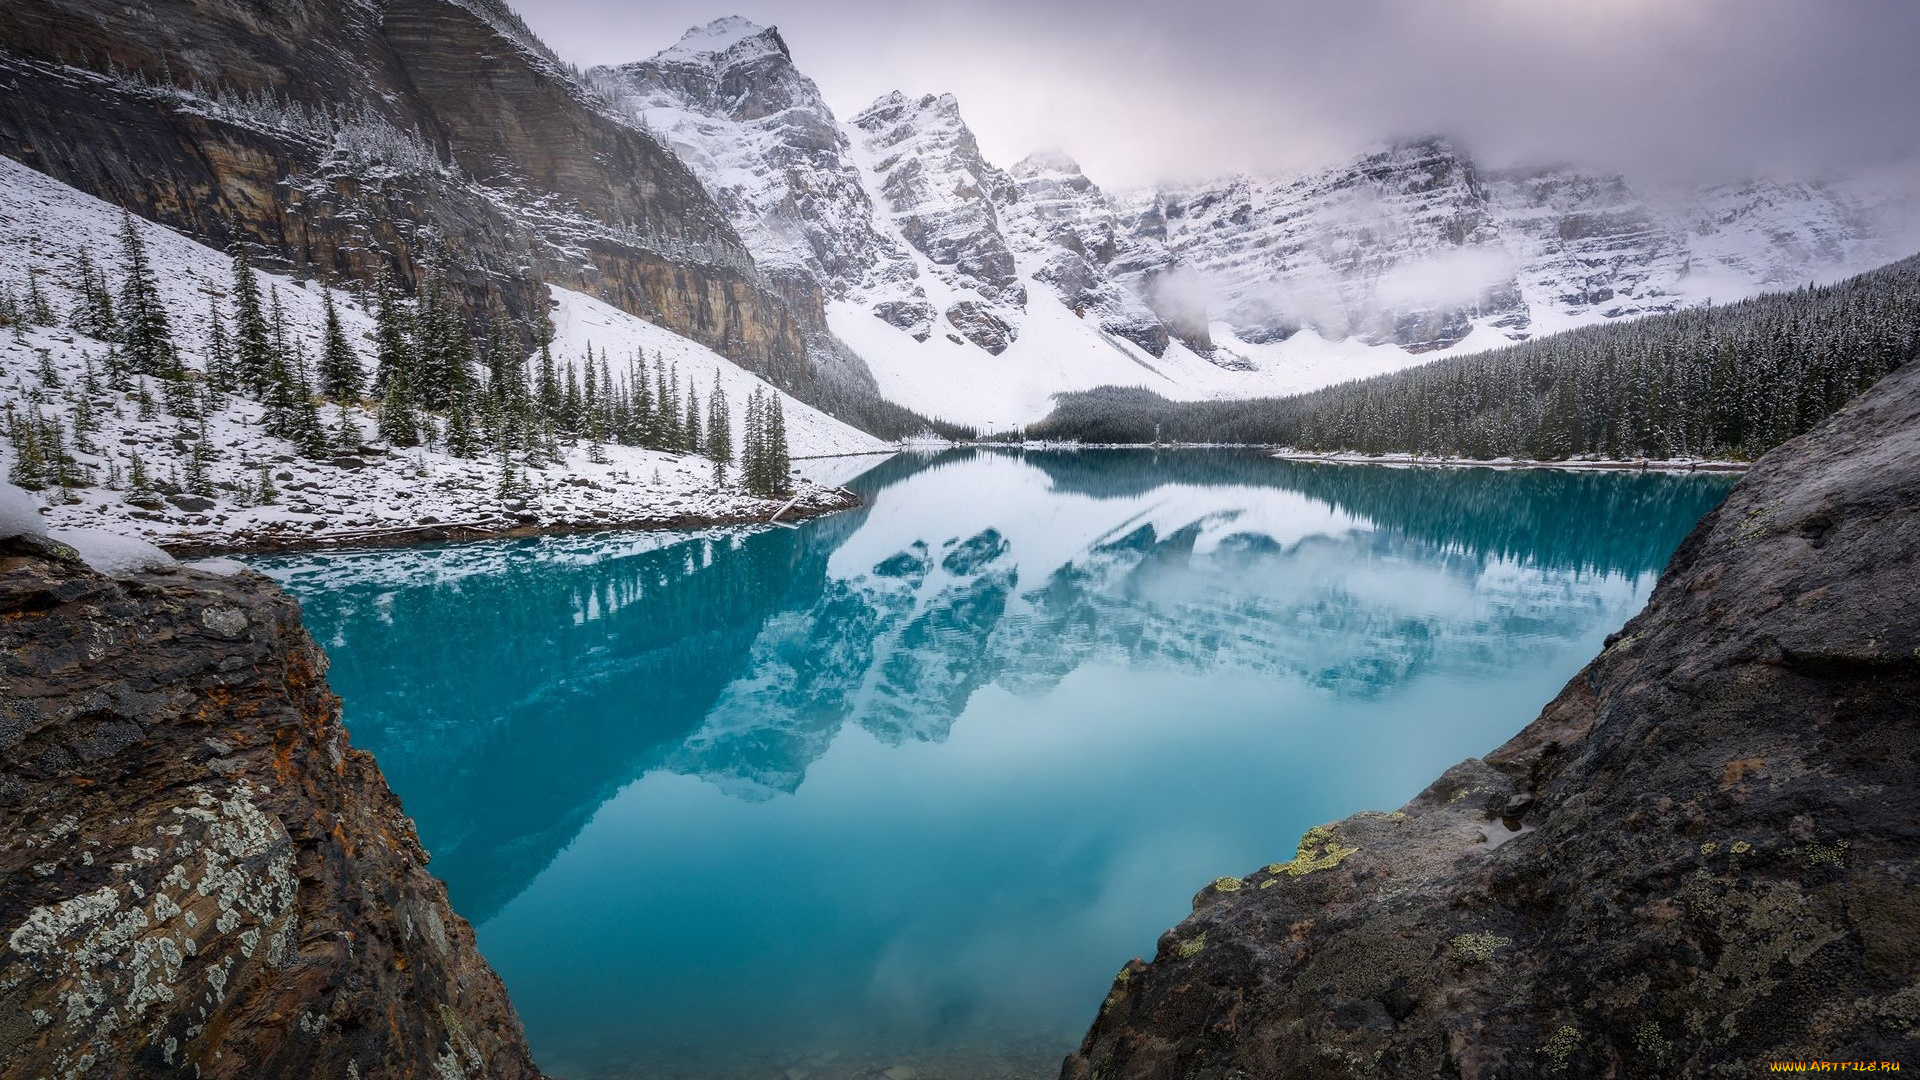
251 450 1737 1080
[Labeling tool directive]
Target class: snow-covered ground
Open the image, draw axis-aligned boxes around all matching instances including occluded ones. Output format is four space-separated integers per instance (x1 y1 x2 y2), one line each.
829 292 1509 431
0 154 893 552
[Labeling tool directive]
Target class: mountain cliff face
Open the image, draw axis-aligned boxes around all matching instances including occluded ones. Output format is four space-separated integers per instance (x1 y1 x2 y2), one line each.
1063 362 1920 1076
0 0 822 389
0 535 544 1079
594 20 933 343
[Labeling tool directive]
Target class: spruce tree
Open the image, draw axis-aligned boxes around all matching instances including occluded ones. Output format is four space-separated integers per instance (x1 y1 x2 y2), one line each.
372 267 414 400
318 293 364 402
69 249 116 340
25 273 55 327
204 293 234 402
117 210 174 375
767 393 790 495
378 367 420 446
706 373 732 487
229 246 272 396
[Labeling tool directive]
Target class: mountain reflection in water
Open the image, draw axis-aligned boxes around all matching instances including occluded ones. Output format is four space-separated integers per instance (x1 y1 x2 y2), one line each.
254 449 1735 1079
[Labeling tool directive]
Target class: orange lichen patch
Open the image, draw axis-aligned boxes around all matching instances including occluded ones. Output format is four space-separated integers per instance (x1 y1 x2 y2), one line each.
1721 757 1766 788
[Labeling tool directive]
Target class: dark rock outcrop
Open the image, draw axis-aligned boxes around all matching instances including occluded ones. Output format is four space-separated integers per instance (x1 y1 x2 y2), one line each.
1066 360 1920 1076
0 544 544 1079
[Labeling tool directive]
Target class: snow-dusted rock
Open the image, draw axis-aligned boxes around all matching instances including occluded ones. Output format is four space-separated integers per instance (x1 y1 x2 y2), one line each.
0 483 46 540
47 528 178 577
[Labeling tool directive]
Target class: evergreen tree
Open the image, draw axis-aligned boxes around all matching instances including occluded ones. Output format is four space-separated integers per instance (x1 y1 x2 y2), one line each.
372 267 414 400
766 393 790 494
69 249 116 340
204 293 235 401
318 293 364 402
127 451 154 503
378 366 420 446
684 384 702 456
117 210 174 375
446 387 478 458
25 273 55 327
706 373 732 486
229 246 273 396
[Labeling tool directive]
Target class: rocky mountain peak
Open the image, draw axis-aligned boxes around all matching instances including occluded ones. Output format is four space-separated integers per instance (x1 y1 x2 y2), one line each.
1012 150 1088 181
655 16 789 64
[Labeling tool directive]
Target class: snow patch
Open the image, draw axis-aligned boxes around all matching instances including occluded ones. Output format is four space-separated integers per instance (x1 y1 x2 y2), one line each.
49 529 177 576
0 482 47 539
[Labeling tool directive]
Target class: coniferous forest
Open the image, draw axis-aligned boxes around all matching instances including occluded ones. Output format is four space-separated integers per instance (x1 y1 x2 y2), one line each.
1031 254 1920 459
0 224 799 503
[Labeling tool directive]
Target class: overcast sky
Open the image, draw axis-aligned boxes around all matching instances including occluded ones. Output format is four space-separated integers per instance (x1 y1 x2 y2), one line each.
518 0 1920 191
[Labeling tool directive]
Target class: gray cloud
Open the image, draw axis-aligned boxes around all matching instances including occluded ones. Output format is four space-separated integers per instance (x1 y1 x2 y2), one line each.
517 0 1920 190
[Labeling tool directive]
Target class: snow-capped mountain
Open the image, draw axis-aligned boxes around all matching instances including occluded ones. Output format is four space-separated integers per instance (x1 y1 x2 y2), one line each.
1151 140 1903 348
1143 138 1532 352
595 19 923 315
598 18 1914 430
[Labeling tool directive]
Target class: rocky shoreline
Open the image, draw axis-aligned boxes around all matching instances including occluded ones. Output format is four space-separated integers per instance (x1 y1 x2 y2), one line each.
156 486 865 559
1064 362 1920 1075
0 532 547 1079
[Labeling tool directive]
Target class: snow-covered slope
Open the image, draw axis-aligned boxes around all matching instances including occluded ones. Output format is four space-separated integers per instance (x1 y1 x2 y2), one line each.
0 155 887 550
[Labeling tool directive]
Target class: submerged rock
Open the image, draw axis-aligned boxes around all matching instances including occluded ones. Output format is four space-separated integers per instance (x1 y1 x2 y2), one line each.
1065 360 1920 1076
0 541 544 1078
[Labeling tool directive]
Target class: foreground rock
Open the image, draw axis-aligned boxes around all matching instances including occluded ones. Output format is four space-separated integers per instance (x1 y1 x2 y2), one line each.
0 541 543 1078
1066 360 1920 1077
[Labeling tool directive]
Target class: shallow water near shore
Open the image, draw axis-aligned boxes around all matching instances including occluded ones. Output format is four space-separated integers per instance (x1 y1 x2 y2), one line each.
251 449 1736 1080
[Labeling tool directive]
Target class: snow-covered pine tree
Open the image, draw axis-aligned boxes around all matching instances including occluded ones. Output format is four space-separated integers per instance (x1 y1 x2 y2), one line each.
117 210 174 375
706 372 732 487
377 366 420 446
767 393 790 495
371 267 414 400
25 272 55 327
318 293 364 402
70 250 117 341
230 246 272 397
684 383 702 456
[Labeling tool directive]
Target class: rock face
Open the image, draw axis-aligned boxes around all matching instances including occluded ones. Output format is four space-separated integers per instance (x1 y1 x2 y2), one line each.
0 543 544 1079
850 90 1030 353
1065 360 1920 1076
1002 152 1198 357
0 0 816 388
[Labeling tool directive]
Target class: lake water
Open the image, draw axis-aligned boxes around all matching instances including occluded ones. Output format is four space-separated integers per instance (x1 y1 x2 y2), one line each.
251 450 1736 1080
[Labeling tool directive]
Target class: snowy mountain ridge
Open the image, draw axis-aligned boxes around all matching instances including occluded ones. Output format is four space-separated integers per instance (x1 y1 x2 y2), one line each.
593 19 1914 429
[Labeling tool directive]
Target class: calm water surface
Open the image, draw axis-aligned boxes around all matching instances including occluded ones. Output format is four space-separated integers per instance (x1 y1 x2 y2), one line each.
252 451 1736 1080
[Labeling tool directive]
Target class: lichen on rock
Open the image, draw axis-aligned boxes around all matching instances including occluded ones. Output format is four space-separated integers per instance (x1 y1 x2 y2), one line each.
0 544 544 1079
